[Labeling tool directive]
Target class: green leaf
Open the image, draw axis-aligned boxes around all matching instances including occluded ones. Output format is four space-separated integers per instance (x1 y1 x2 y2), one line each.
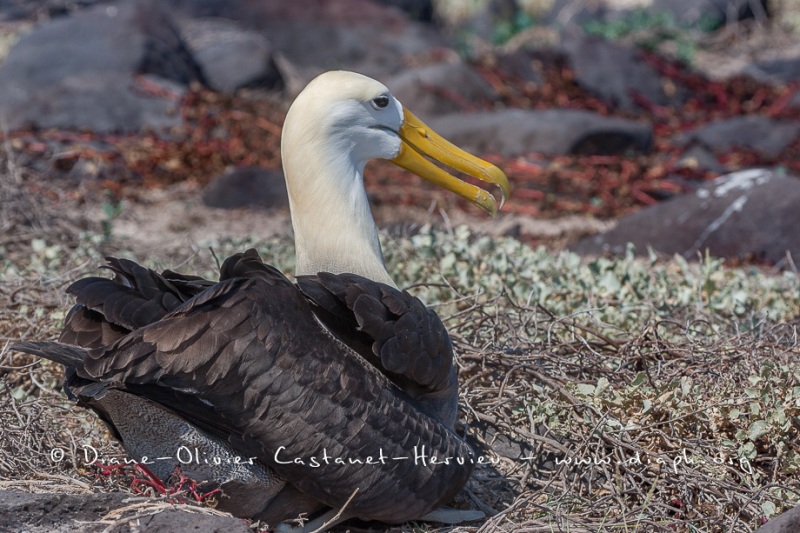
680 376 692 397
597 270 622 293
740 441 756 459
10 387 26 400
595 377 610 397
747 420 769 441
761 501 777 518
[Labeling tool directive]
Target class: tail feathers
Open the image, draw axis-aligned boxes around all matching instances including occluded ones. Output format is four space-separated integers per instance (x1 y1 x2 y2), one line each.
11 341 88 368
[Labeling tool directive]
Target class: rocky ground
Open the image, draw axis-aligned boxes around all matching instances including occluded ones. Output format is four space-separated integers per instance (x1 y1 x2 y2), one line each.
1 0 800 531
0 0 798 258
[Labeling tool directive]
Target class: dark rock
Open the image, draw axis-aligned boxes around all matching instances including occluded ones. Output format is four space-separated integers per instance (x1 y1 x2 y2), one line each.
675 145 726 173
427 109 652 157
241 0 446 81
202 167 288 209
386 61 495 115
0 490 131 532
119 507 253 533
177 17 279 93
561 32 688 110
108 0 447 93
748 56 800 85
0 0 113 23
0 1 189 132
162 0 242 18
572 169 800 264
494 49 545 85
753 504 800 533
0 490 252 533
136 2 206 86
371 0 433 21
651 0 769 28
680 116 800 158
791 91 800 109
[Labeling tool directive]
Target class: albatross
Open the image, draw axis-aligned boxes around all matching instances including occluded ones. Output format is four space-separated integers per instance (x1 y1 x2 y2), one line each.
13 71 509 529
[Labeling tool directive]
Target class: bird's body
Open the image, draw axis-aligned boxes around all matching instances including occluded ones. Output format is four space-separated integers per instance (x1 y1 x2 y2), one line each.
13 71 508 528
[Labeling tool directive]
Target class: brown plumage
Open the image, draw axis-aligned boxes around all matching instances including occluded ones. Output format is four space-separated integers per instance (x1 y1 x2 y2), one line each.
13 70 509 528
15 250 472 523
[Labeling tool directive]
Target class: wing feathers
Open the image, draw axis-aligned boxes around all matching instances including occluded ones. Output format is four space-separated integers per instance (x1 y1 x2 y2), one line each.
17 249 472 522
298 272 457 402
59 306 130 349
11 341 88 368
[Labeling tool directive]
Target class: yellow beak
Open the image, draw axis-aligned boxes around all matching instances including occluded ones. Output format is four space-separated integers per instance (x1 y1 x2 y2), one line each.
388 109 510 215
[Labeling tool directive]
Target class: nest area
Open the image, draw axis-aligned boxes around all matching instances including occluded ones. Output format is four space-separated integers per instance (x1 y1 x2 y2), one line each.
1 56 800 531
4 257 800 533
2 146 800 533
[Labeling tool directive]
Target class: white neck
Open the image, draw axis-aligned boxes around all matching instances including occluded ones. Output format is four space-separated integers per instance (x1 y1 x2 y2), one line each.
282 125 397 288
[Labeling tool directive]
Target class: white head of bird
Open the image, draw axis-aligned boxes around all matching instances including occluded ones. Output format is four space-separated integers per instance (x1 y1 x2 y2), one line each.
281 70 510 288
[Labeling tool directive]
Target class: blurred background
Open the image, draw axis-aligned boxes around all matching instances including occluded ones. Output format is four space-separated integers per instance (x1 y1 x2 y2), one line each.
0 0 797 266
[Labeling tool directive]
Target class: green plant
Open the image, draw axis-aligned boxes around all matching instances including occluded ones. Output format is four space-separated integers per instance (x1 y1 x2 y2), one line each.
582 8 718 65
492 10 537 44
101 191 124 242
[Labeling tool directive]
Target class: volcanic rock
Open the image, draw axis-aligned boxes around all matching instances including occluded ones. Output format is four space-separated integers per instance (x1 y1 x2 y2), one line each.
752 504 800 533
427 109 652 156
386 61 495 115
680 116 800 159
0 2 192 132
572 169 800 264
177 17 279 94
561 31 688 110
202 167 289 210
0 490 252 533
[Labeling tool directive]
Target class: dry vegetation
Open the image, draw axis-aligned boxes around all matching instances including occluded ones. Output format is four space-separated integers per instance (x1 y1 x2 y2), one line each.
2 136 800 533
2 6 800 529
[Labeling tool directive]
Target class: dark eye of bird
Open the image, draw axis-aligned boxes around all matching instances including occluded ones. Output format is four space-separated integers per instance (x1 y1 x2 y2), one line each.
372 96 389 109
